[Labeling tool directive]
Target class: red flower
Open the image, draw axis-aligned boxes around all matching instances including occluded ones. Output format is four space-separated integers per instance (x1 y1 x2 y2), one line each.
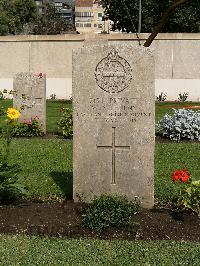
37 73 44 79
179 170 190 183
172 170 181 182
172 169 190 183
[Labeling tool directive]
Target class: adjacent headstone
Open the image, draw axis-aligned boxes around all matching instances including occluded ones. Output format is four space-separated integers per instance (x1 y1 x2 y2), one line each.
73 44 155 208
13 72 46 132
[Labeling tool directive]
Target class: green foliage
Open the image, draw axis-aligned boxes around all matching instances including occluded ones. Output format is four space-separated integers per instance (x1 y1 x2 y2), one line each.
156 92 167 102
57 108 73 138
0 0 37 35
0 162 27 203
0 107 5 116
82 194 139 230
101 0 200 33
178 92 189 102
13 118 44 137
14 0 37 26
0 10 10 35
30 3 75 35
179 180 200 216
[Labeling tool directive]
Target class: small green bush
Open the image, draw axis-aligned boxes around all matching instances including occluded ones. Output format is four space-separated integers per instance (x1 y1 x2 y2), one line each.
178 92 189 102
156 92 167 102
57 108 73 138
0 92 4 100
0 162 28 203
82 194 139 230
13 118 44 137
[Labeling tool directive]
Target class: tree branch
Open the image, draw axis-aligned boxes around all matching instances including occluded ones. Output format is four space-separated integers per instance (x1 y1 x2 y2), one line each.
143 0 191 47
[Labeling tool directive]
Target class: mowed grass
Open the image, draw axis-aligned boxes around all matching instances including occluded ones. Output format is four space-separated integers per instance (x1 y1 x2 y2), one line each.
0 138 73 198
0 235 199 265
46 100 72 133
0 138 199 202
0 99 200 201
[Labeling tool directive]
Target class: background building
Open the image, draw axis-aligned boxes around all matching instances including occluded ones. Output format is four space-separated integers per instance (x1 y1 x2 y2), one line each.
35 0 74 23
75 0 110 34
54 0 74 23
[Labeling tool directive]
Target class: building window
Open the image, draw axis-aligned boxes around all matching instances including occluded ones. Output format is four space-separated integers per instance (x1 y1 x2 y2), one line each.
55 3 63 8
75 12 93 17
76 23 84 27
98 13 102 17
84 23 91 27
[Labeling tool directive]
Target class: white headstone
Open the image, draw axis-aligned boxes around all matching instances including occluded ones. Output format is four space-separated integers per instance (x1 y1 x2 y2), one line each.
73 44 155 208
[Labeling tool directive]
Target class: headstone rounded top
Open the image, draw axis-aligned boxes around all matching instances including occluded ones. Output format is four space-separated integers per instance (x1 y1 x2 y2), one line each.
95 49 132 94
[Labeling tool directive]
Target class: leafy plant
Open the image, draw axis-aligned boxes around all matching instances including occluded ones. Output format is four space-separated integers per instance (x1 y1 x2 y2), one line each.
58 108 73 138
156 109 200 142
0 162 27 202
0 107 5 116
0 91 3 100
0 107 28 203
172 169 200 216
50 93 56 100
82 194 139 230
178 92 189 102
156 92 167 102
13 117 44 137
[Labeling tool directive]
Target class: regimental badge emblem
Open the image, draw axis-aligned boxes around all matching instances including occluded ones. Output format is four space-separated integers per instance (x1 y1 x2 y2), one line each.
95 49 132 93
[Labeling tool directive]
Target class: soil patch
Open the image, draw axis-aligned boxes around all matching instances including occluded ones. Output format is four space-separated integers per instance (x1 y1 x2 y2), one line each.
0 201 199 242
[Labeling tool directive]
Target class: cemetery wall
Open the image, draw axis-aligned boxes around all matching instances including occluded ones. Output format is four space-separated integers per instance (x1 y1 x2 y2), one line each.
0 33 200 101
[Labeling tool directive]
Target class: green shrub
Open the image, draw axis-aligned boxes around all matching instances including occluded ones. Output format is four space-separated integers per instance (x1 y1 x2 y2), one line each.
82 194 139 230
178 92 189 102
57 108 73 138
13 118 44 137
0 107 5 116
0 162 28 203
156 92 167 102
0 91 4 100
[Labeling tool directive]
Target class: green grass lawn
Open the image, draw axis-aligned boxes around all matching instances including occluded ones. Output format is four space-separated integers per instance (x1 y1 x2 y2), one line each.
0 235 199 265
0 138 199 203
46 100 72 133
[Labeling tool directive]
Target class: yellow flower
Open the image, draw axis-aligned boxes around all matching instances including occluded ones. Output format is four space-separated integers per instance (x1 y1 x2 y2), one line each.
7 108 20 120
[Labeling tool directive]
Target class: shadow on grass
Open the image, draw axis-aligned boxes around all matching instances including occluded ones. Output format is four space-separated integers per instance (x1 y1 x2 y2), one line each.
50 171 73 199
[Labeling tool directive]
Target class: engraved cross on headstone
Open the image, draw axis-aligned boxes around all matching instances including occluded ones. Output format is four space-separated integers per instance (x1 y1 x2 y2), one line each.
97 127 130 184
